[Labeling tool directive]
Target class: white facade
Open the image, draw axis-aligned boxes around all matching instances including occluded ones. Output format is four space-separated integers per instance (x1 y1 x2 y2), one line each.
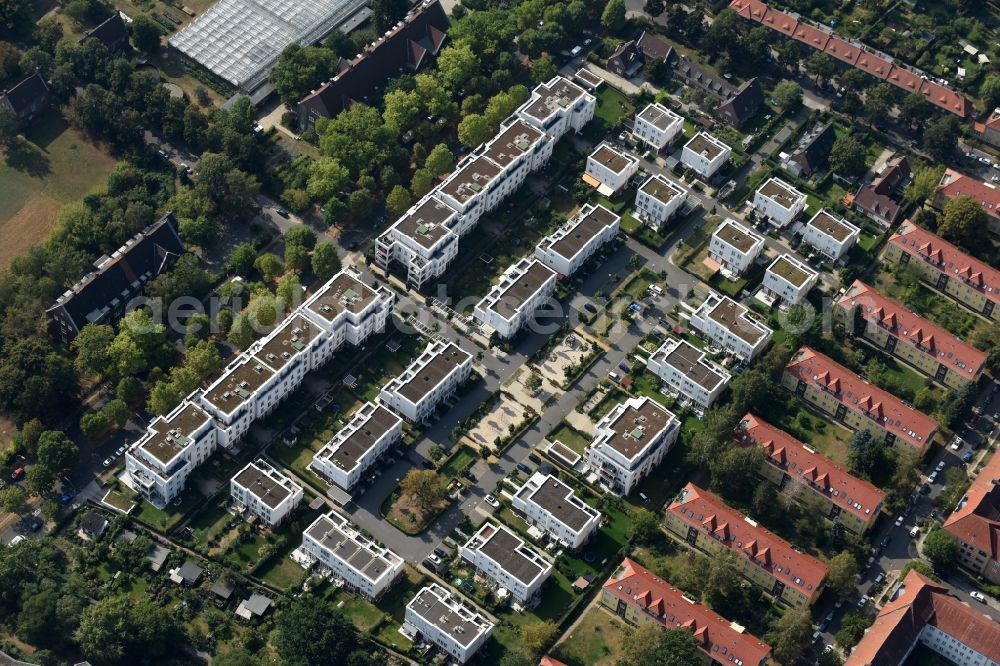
753 177 807 228
379 340 473 423
646 337 731 411
585 396 680 496
919 624 999 666
375 196 459 289
689 291 773 361
460 522 553 604
516 75 596 140
584 143 639 195
534 203 620 276
473 258 557 339
512 472 601 549
634 174 688 230
126 267 391 506
230 459 303 527
708 218 765 275
405 584 494 664
310 402 403 492
681 132 731 179
632 103 683 151
762 254 818 306
801 209 860 261
301 511 405 601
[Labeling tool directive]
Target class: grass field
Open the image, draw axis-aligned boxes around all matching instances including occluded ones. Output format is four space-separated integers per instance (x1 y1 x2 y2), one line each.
552 606 627 666
549 421 592 454
0 112 116 268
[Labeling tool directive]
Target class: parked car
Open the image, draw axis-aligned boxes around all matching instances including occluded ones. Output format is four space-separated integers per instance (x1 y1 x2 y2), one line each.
928 471 938 484
857 595 869 607
935 460 946 472
484 495 500 508
963 451 974 463
971 590 987 603
894 515 904 528
516 463 532 474
528 453 541 464
433 548 448 559
9 535 25 547
10 467 24 481
874 572 885 585
102 457 114 468
584 303 597 313
909 525 920 538
275 208 289 218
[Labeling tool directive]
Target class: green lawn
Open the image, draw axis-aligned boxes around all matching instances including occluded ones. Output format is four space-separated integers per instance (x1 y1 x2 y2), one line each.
622 270 659 301
337 595 384 633
439 445 477 479
552 606 627 666
549 422 592 455
774 399 853 465
594 86 635 129
133 491 203 532
187 500 233 552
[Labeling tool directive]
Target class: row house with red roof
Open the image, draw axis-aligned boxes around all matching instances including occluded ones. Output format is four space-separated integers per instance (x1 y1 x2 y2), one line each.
601 558 772 666
974 108 1000 149
942 452 1000 584
835 280 987 388
781 347 939 451
884 220 1000 322
934 168 1000 235
736 414 886 534
664 483 828 607
729 0 971 118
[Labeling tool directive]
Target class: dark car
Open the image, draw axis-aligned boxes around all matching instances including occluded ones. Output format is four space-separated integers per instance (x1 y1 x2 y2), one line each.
461 581 475 594
516 463 532 474
28 517 42 532
584 303 598 313
528 453 542 465
275 208 289 218
422 558 438 572
421 459 436 469
433 548 448 559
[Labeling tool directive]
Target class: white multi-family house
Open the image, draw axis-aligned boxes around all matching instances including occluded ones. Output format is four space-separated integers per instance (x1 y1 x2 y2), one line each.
125 400 217 507
585 396 680 496
405 584 494 664
634 174 688 230
632 102 683 151
473 258 557 339
584 143 639 196
762 254 818 306
301 511 405 601
708 218 765 275
534 203 620 276
689 291 773 361
516 75 596 140
230 459 303 527
301 267 395 350
681 132 731 179
512 472 601 549
379 340 473 423
460 522 553 604
753 177 806 228
646 337 731 411
801 209 860 262
310 402 403 492
374 196 459 289
198 357 278 448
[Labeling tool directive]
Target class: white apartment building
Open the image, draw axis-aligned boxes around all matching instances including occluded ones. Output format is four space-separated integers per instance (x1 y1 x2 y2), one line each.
301 511 405 601
473 258 557 339
512 472 602 549
681 132 731 179
632 102 683 151
404 584 494 664
689 291 773 361
125 401 217 507
646 337 731 411
762 254 818 306
460 522 553 604
534 203 620 276
126 267 392 506
230 459 303 527
708 218 765 275
516 75 596 140
310 401 403 492
585 396 680 496
374 196 459 289
801 209 860 262
584 143 639 196
634 174 688 230
753 177 807 228
379 340 473 423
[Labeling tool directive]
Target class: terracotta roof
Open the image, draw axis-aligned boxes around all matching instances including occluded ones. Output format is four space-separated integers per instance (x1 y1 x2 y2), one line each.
603 558 772 666
836 280 987 380
784 346 939 448
736 413 886 522
936 168 1000 221
730 0 970 118
539 657 568 666
847 570 1000 665
889 220 1000 308
942 452 1000 563
666 483 828 594
981 108 1000 133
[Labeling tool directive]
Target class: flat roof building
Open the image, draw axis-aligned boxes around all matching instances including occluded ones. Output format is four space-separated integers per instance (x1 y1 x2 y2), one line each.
753 177 807 228
473 258 557 340
689 291 773 361
375 196 459 289
380 340 472 423
632 102 684 151
634 174 688 230
802 209 860 262
709 218 765 276
516 76 596 140
512 472 601 549
647 337 731 411
583 143 639 196
681 132 731 179
231 459 303 527
460 522 553 604
762 253 818 307
310 402 403 492
404 584 494 663
534 203 620 277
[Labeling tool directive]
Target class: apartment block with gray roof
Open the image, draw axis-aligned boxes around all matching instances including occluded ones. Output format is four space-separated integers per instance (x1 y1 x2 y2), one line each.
681 132 731 179
473 258 557 339
310 401 403 492
753 177 806 228
634 174 688 230
689 291 773 361
374 195 459 289
762 254 818 306
404 584 494 663
516 75 596 140
512 472 601 548
534 203 620 276
801 209 860 261
379 340 472 423
646 337 731 411
709 218 765 275
632 102 683 151
460 522 553 603
230 458 303 526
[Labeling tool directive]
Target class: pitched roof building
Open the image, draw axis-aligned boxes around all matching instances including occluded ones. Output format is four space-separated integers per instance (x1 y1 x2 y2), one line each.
0 72 49 123
601 558 772 666
784 123 836 177
935 168 1000 233
714 78 763 129
46 213 185 344
846 570 1000 665
83 12 129 50
942 452 1000 584
853 155 911 228
974 107 1000 149
297 0 449 129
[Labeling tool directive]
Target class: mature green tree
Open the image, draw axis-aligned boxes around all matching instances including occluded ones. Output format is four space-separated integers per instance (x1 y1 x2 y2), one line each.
80 411 112 441
317 104 401 178
371 0 407 31
0 486 25 514
228 313 257 350
630 509 662 545
835 609 872 649
129 14 162 54
103 398 129 427
284 225 317 251
24 464 55 496
33 15 64 52
531 54 558 84
185 339 221 381
400 469 448 511
72 324 115 377
766 608 813 665
255 253 284 283
178 215 218 247
688 406 739 466
227 242 258 276
270 44 339 104
0 339 78 424
273 596 357 666
75 597 178 664
212 650 261 666
939 195 988 248
0 43 21 80
276 274 305 310
0 106 21 147
0 0 31 33
805 50 834 82
903 166 944 205
848 429 880 478
980 73 1000 111
311 242 341 279
922 116 961 162
146 254 214 304
826 552 860 597
458 113 491 148
147 380 182 416
710 446 765 503
19 47 53 78
385 184 412 217
922 527 957 567
107 334 146 380
425 143 454 177
382 88 422 133
829 136 867 179
900 92 932 127
864 83 895 124
36 431 79 471
411 167 435 197
519 620 559 658
436 43 479 90
772 81 803 111
307 158 351 202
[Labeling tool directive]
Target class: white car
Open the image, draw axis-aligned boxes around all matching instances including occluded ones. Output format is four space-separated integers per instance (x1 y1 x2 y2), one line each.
970 591 987 603
484 495 500 508
9 535 25 547
895 516 904 528
858 595 869 607
909 525 920 538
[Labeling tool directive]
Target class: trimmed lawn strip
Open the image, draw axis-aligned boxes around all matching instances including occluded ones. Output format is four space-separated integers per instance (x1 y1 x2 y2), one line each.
552 605 627 666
